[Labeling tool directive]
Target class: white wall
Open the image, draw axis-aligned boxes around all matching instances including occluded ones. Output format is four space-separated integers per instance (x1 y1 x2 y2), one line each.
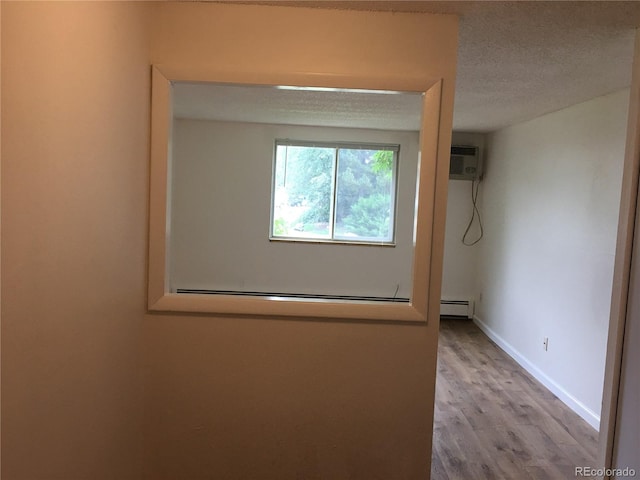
475 89 629 428
170 118 419 298
441 132 486 303
171 119 481 303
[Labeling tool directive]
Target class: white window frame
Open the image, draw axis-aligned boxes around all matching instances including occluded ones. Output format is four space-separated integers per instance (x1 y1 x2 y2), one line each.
270 140 399 246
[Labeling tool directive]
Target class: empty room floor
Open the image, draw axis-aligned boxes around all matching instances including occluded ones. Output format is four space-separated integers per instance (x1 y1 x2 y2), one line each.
432 318 599 480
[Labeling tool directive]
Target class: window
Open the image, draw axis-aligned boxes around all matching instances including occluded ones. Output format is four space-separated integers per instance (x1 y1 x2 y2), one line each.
271 140 398 244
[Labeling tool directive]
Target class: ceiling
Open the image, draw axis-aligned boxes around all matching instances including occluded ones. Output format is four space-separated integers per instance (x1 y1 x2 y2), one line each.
183 1 640 133
445 1 640 131
173 83 424 130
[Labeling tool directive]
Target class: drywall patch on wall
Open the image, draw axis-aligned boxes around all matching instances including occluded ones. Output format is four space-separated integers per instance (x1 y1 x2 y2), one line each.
476 89 630 424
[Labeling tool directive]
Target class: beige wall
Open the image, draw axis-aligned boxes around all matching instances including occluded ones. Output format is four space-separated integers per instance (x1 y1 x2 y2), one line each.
144 3 457 479
612 179 640 474
1 2 457 479
1 2 150 478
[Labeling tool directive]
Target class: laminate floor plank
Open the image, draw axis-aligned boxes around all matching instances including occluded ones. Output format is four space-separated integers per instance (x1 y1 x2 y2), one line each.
432 318 599 480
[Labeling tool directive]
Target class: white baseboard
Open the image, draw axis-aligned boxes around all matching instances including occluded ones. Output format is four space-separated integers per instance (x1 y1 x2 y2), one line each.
472 315 601 431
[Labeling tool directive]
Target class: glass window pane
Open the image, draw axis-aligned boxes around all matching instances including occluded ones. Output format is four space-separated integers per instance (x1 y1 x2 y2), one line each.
334 148 394 242
272 145 334 239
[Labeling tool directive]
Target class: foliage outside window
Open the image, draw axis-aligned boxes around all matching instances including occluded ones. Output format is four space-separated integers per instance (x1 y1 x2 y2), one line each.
271 141 398 244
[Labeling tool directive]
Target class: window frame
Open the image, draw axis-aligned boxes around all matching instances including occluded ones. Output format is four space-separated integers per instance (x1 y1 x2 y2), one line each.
148 65 446 323
269 139 400 246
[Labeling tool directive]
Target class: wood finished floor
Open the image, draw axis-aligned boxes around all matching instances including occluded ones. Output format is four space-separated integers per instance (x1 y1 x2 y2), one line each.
432 318 599 480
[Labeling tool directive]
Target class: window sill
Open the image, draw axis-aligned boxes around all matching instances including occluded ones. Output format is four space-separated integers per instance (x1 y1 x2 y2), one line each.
268 236 396 247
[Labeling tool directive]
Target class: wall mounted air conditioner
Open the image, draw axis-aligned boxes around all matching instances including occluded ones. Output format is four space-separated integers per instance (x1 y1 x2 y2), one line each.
450 145 480 181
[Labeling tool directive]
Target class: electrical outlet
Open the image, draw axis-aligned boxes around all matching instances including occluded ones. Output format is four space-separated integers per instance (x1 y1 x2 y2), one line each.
543 337 549 351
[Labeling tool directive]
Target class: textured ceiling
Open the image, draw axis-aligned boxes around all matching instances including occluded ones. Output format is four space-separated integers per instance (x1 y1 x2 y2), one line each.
173 83 424 130
451 1 639 131
179 1 640 132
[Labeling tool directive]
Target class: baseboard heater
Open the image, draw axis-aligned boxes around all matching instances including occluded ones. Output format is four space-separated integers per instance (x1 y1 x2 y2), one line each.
176 289 410 303
440 299 474 318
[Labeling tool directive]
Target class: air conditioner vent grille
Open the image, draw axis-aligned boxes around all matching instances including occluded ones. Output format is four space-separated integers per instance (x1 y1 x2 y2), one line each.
450 145 480 181
451 146 477 156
